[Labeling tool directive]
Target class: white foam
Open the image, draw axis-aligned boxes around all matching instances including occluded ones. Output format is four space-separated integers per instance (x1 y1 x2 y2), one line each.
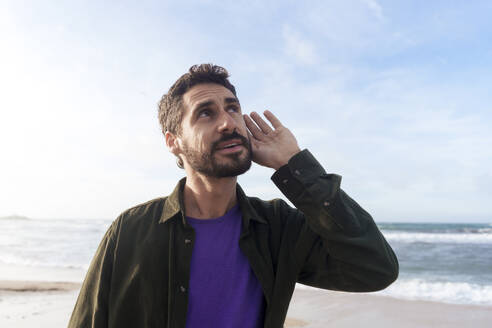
382 231 492 244
296 278 492 305
0 218 109 271
0 253 89 270
377 278 492 305
0 261 85 282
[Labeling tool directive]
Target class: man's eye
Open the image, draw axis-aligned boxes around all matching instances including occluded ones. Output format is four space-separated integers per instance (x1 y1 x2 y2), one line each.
227 106 239 113
198 110 211 118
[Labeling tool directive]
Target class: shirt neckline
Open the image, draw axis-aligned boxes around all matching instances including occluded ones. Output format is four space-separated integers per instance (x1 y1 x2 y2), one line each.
186 204 240 224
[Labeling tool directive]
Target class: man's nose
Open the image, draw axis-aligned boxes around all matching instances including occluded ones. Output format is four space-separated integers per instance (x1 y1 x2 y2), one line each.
217 111 238 133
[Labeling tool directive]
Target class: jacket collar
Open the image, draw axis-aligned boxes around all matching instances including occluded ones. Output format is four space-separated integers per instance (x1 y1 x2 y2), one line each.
159 177 267 225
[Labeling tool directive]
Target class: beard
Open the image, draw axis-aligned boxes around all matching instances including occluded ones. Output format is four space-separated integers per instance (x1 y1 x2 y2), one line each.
181 131 252 178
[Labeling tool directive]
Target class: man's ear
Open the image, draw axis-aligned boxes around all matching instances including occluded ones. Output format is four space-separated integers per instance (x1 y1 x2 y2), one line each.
165 131 181 156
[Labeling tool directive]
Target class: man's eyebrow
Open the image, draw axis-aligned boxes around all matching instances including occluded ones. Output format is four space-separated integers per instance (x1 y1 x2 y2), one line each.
192 98 240 115
225 97 240 105
193 100 214 113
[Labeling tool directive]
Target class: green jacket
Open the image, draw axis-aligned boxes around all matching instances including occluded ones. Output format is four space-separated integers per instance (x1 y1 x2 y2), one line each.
69 149 398 328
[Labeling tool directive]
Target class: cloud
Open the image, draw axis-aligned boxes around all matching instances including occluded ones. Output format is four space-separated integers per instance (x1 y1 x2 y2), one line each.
361 0 384 21
2 0 492 222
233 55 492 221
282 25 319 65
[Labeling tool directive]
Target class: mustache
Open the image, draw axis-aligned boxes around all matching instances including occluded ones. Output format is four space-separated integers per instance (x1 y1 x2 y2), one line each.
212 131 250 151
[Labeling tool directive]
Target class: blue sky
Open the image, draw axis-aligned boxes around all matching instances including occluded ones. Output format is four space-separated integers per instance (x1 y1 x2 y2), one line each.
1 0 491 222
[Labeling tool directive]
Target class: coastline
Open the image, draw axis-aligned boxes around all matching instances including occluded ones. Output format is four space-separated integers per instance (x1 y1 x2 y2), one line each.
1 280 492 327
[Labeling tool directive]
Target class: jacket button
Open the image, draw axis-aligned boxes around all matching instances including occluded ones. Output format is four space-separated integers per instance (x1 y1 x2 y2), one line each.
282 179 288 184
294 169 301 175
180 286 186 293
185 239 192 244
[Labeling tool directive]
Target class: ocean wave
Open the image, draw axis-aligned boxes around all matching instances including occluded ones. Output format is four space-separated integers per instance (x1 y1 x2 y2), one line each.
296 278 492 306
0 255 89 270
452 227 492 234
0 252 88 270
377 223 492 234
377 278 492 306
382 231 492 244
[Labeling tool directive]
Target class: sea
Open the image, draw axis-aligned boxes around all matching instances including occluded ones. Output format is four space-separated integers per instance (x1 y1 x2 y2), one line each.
1 217 491 306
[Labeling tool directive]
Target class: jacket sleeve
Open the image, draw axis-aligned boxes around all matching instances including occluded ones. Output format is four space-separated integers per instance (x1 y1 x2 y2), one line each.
68 219 119 328
271 149 399 292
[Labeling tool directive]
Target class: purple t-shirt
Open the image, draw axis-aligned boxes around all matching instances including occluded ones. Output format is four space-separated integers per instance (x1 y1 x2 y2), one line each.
185 205 265 328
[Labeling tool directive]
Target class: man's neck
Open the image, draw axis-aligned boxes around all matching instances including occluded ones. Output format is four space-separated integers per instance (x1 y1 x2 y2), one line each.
183 173 238 219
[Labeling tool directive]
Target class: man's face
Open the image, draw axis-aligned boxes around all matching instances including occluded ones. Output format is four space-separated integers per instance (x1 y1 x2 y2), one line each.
176 83 252 178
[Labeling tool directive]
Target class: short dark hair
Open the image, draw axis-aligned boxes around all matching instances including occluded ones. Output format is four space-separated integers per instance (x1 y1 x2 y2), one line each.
157 64 237 137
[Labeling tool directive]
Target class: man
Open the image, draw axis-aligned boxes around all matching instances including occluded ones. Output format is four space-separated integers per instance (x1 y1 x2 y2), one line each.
69 64 398 328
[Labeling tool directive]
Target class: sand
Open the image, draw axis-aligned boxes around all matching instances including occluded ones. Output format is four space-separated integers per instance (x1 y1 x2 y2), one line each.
1 280 491 327
0 280 80 328
285 288 492 328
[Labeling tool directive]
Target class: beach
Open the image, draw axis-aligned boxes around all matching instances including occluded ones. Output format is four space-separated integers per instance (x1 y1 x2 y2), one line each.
0 262 84 327
0 280 80 328
286 288 492 328
1 280 492 327
1 219 492 327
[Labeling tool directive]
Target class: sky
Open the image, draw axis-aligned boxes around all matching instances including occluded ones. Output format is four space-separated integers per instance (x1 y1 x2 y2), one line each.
1 0 491 222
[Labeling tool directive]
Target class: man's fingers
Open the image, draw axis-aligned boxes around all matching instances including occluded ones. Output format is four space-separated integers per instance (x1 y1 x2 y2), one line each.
244 114 264 140
250 112 273 134
247 130 259 148
263 110 283 129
